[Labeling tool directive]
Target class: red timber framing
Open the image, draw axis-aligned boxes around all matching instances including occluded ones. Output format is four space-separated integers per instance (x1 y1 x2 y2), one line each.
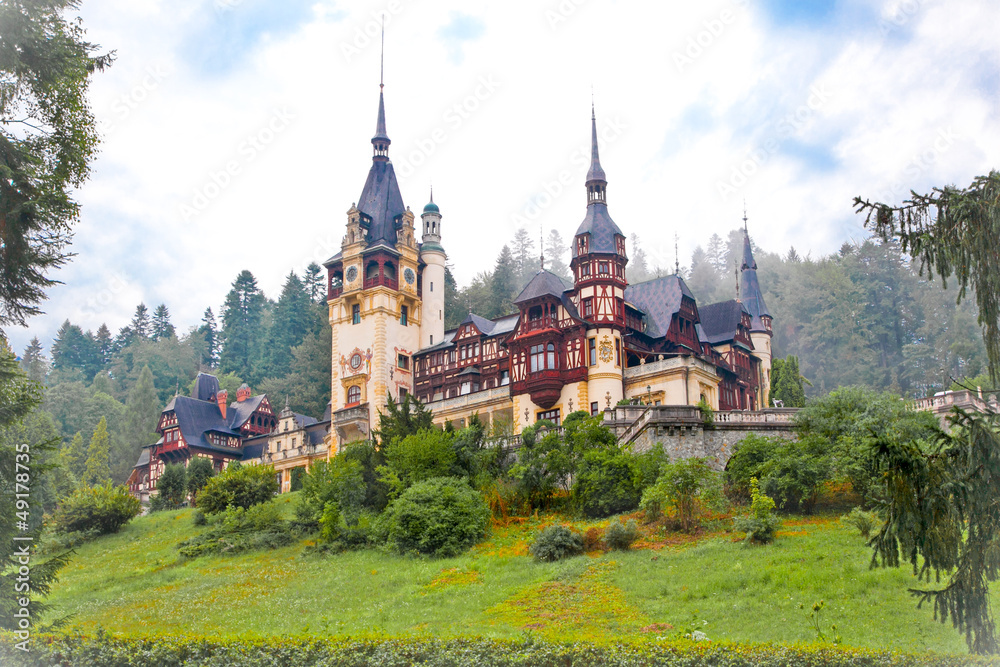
509 296 587 410
413 319 508 403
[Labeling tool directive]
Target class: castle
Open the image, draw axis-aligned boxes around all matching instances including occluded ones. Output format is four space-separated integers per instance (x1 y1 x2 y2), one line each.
128 80 776 498
322 83 773 447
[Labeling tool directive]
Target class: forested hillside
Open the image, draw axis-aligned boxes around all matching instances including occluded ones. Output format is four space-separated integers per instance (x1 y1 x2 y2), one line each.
15 228 986 500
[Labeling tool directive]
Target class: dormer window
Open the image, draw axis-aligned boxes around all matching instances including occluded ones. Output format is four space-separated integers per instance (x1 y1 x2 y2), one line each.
577 236 588 254
598 261 609 275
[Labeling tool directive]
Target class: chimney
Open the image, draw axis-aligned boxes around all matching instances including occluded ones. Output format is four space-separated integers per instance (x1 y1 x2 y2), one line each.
237 383 251 402
216 389 228 420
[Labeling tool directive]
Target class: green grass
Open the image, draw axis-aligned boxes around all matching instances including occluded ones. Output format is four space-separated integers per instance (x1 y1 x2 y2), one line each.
41 498 982 653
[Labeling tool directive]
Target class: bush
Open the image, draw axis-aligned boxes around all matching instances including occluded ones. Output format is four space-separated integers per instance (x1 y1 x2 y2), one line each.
572 448 640 518
759 435 831 513
153 463 187 510
52 483 141 535
529 524 584 562
340 440 389 512
724 434 782 504
178 501 293 558
197 464 279 514
186 457 215 499
842 507 880 539
380 428 456 497
583 526 603 552
295 457 366 532
640 457 715 532
734 477 780 544
384 477 490 557
604 519 640 551
632 444 670 493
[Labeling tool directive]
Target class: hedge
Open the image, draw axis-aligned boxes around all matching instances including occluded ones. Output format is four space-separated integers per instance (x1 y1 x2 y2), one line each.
2 633 997 667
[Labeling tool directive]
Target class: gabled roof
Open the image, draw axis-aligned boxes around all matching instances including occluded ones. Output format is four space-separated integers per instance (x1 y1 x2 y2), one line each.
460 312 498 335
168 395 242 453
193 372 219 402
698 299 750 345
417 329 457 354
133 449 150 469
625 275 696 339
514 270 568 304
573 203 623 256
228 395 266 430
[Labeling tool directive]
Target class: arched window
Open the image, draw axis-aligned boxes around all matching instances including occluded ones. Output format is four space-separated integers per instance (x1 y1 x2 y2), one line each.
546 343 556 370
346 385 361 406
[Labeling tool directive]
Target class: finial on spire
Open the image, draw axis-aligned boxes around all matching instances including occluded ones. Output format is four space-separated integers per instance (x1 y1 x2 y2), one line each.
429 184 434 203
380 14 385 90
742 199 748 232
674 233 680 276
586 99 607 205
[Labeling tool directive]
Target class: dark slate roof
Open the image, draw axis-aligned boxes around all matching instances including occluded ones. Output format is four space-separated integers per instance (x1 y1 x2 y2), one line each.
305 421 329 446
322 250 343 267
228 395 265 430
291 412 319 429
240 439 267 461
625 275 696 339
133 448 150 469
739 232 771 332
491 314 520 336
358 158 405 248
573 203 623 256
514 270 568 304
372 90 390 145
457 366 482 377
194 372 220 402
169 395 242 452
461 312 498 335
418 330 457 354
698 300 750 345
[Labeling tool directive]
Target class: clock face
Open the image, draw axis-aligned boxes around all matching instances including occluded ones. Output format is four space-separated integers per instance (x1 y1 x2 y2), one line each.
350 353 363 370
404 268 415 285
346 266 358 282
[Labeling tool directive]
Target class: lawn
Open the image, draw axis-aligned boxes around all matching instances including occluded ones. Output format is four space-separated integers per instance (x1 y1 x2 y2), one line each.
41 495 979 653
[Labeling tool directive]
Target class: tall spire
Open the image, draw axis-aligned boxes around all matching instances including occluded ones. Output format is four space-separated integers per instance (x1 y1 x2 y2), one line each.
372 16 390 159
586 103 607 205
739 215 772 333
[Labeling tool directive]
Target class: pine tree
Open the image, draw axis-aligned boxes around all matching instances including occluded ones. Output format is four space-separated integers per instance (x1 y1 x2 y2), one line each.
125 365 159 450
511 227 537 288
83 416 112 486
20 337 48 384
490 245 518 317
772 356 806 407
50 320 100 380
63 431 87 480
303 262 324 303
95 323 113 366
220 270 267 384
151 304 175 340
444 265 463 329
626 233 650 284
198 307 219 367
264 271 313 379
130 303 151 340
544 230 571 282
706 233 727 275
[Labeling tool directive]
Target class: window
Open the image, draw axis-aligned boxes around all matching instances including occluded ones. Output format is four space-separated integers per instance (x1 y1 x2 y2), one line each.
591 401 599 415
352 303 360 324
397 354 409 370
537 409 561 426
500 370 509 385
430 281 434 292
588 338 597 366
399 387 408 399
580 263 591 278
530 344 544 373
449 350 456 363
546 342 556 370
583 298 594 318
599 261 609 275
346 385 361 406
400 305 408 326
430 335 434 345
291 437 296 448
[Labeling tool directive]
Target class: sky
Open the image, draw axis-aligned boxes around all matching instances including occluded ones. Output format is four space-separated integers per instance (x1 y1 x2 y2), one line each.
8 0 1000 354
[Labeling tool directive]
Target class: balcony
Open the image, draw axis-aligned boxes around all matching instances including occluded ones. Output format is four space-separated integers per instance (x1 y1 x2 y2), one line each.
364 276 398 290
521 317 558 334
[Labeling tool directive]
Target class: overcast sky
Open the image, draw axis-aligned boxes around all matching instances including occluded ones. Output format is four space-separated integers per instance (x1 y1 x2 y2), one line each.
10 0 1000 355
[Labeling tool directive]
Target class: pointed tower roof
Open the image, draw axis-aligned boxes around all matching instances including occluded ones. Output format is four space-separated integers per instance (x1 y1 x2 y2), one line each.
573 104 623 257
739 227 771 333
586 104 606 184
357 85 406 248
514 269 568 304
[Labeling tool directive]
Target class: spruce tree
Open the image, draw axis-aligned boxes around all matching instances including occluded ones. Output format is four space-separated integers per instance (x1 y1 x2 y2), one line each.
490 245 518 317
198 307 220 367
511 227 537 289
543 230 571 283
95 323 114 366
20 336 47 384
63 431 87 480
264 271 313 379
303 262 324 303
626 233 650 284
151 304 175 340
83 416 112 486
129 303 151 340
220 270 267 384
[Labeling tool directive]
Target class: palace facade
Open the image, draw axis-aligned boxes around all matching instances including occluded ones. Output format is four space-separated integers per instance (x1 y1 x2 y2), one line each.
323 85 774 448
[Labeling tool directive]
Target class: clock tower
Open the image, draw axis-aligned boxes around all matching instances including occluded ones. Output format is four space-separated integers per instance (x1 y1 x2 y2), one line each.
323 82 427 448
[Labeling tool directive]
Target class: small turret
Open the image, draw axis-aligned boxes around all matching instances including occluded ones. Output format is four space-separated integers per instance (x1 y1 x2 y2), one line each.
421 187 442 247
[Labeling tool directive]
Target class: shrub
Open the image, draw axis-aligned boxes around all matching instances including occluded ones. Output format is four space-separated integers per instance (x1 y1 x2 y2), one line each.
697 398 714 426
759 435 831 513
724 434 782 504
153 463 187 510
583 526 604 551
295 457 366 531
384 477 490 557
178 501 292 558
632 444 670 493
843 507 881 539
51 483 141 535
572 448 640 518
192 510 207 526
380 428 456 497
640 457 715 532
340 440 389 512
197 464 278 514
604 519 640 551
186 456 215 499
734 477 780 544
529 524 584 562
